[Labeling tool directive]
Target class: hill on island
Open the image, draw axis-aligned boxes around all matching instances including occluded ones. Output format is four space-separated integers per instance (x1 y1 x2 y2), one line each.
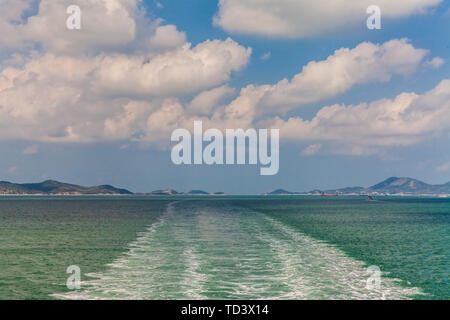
0 180 132 195
2 177 448 196
265 189 297 195
184 190 210 195
147 189 179 196
366 177 450 194
266 177 450 196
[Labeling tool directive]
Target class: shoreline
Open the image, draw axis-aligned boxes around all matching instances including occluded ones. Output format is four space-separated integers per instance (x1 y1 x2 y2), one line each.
0 194 448 198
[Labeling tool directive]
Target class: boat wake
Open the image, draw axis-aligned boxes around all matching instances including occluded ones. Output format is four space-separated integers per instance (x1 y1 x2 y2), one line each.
53 201 422 300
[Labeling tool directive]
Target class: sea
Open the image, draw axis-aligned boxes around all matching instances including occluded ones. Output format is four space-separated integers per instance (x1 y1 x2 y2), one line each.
0 196 448 300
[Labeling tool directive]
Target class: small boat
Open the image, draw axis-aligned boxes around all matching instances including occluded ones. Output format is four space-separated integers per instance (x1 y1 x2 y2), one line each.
367 196 375 201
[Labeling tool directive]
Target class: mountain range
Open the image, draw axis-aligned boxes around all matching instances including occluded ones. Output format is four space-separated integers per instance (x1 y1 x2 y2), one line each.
1 177 449 196
266 177 450 196
0 180 132 195
0 180 220 196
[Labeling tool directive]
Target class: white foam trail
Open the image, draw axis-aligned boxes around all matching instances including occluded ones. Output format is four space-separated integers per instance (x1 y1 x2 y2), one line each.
52 202 176 300
53 202 423 300
178 246 208 299
259 216 422 299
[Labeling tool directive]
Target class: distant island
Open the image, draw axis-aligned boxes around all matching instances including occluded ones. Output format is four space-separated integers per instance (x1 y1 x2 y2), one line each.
0 180 133 195
265 177 450 197
1 177 449 197
0 180 225 196
139 189 224 196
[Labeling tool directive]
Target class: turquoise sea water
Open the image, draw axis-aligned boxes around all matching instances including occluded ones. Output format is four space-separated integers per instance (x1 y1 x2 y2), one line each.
0 197 448 300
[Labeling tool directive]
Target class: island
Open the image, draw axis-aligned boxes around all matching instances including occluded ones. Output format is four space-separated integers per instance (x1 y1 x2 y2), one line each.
0 180 132 195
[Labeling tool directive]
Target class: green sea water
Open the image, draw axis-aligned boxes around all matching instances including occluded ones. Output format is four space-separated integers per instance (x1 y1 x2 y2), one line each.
0 197 448 300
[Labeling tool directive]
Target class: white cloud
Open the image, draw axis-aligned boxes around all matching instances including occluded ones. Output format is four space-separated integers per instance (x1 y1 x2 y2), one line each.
94 39 251 98
221 39 429 120
0 0 252 144
0 0 190 58
425 57 445 69
0 37 250 142
187 85 235 116
271 79 450 154
123 41 447 154
214 0 443 38
0 0 34 49
0 2 446 165
1 0 140 54
301 144 322 156
147 25 186 51
261 52 271 61
23 144 39 155
104 101 156 140
0 0 33 22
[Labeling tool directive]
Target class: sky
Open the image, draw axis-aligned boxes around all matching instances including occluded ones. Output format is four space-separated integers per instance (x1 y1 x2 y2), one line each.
0 0 449 194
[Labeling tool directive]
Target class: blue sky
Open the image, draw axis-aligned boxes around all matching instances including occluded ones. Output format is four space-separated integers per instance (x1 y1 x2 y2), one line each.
0 0 449 193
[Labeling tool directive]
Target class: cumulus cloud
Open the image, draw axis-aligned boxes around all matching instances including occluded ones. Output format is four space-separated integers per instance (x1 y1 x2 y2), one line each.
221 39 429 120
425 57 445 69
0 0 446 162
91 39 446 152
0 37 250 142
94 39 251 98
104 98 189 145
187 85 235 116
271 79 450 154
0 0 191 58
104 101 157 140
0 0 252 144
0 0 34 49
105 76 450 153
0 0 141 54
214 0 443 38
147 25 187 52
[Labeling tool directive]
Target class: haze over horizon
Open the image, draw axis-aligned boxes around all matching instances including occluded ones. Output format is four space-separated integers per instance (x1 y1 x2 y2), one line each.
0 0 449 194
